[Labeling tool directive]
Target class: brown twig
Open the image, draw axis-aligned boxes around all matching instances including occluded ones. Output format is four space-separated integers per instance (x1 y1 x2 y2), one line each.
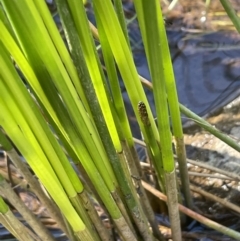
190 184 240 214
142 180 240 240
186 158 240 182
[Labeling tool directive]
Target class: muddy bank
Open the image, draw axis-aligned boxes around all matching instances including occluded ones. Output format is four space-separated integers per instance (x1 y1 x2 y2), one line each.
184 97 240 174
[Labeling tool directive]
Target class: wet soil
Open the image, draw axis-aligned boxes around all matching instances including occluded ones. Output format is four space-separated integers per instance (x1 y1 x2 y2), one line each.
179 99 240 240
184 98 240 174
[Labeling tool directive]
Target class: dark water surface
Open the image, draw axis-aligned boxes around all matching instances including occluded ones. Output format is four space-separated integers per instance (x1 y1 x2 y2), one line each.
122 2 240 125
120 13 240 139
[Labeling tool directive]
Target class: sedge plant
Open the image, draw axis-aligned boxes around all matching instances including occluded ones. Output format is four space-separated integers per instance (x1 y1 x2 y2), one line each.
2 0 240 241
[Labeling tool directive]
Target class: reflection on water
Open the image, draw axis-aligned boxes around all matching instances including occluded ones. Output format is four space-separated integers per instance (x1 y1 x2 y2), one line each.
122 4 240 137
135 30 240 117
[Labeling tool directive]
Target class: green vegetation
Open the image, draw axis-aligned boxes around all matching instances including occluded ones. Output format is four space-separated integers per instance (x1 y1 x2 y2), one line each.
0 0 240 240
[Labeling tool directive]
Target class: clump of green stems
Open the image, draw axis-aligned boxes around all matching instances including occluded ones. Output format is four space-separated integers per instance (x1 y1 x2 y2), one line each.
0 0 240 241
